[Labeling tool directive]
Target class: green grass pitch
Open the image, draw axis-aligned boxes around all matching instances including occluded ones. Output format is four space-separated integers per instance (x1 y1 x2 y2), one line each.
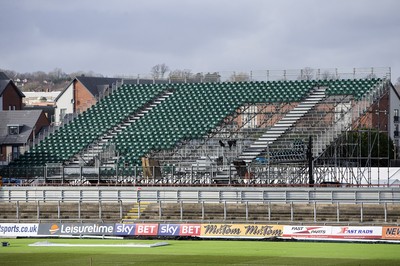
0 238 400 266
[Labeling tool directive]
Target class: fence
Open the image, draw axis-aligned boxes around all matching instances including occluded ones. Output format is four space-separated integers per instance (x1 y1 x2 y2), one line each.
1 186 399 204
0 199 398 225
117 67 391 84
1 186 399 224
1 164 399 187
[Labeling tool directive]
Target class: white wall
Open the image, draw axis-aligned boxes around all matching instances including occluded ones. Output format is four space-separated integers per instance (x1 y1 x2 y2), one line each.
0 95 2 110
389 85 400 143
54 82 74 124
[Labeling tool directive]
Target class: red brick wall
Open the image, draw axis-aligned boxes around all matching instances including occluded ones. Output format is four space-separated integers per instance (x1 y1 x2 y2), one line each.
359 93 389 131
2 83 23 110
74 80 97 113
28 111 50 141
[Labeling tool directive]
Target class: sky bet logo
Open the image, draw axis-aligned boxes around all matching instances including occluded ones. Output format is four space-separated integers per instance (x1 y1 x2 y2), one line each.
158 224 201 236
114 224 135 235
159 224 180 236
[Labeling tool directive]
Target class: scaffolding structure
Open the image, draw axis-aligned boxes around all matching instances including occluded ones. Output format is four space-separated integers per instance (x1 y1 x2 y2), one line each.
1 67 395 187
147 72 393 186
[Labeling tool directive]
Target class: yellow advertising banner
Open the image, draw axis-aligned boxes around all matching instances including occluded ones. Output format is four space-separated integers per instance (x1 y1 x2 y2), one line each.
200 223 283 238
382 226 400 240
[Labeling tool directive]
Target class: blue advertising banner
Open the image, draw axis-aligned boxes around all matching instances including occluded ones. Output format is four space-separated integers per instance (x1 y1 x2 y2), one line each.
38 223 115 236
114 223 136 236
158 224 181 236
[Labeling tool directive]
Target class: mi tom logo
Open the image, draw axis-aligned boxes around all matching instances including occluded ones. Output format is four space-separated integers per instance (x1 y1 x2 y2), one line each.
49 224 60 234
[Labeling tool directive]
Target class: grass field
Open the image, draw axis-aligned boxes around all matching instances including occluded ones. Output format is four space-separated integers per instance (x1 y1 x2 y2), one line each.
1 238 400 266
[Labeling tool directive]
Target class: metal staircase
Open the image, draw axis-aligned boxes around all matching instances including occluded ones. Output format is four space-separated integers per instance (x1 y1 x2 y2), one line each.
238 87 326 163
211 87 326 183
67 91 174 166
312 80 387 158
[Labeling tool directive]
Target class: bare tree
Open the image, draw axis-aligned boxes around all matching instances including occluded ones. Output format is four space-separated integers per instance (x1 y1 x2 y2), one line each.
32 71 47 82
320 70 336 80
151 63 169 79
298 67 314 80
69 70 103 78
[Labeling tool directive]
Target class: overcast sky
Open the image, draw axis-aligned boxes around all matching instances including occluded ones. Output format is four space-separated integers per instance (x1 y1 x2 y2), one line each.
1 0 399 81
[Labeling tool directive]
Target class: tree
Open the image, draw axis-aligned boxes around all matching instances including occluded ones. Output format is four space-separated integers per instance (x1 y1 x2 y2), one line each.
49 68 68 84
320 70 336 80
151 63 169 79
331 130 394 167
298 67 314 80
32 71 47 82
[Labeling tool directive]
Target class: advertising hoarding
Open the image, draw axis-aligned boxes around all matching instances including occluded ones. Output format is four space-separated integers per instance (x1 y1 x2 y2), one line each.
382 226 400 240
0 223 38 237
38 223 115 236
330 226 382 239
282 226 332 238
200 224 283 238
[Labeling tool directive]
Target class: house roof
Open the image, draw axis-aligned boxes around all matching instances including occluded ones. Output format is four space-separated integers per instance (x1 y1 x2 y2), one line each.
0 79 25 98
0 71 10 80
76 76 121 97
0 110 43 144
55 76 161 102
55 76 122 102
0 80 9 96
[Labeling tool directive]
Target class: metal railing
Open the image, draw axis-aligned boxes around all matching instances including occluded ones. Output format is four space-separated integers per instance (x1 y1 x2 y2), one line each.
1 164 398 186
1 186 399 204
116 67 391 84
0 200 124 223
0 198 398 225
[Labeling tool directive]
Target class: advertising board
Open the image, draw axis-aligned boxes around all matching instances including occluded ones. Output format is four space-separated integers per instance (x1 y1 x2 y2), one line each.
158 224 201 237
134 223 159 236
0 223 38 237
200 223 283 238
330 226 382 239
38 223 115 236
382 227 400 240
282 226 332 239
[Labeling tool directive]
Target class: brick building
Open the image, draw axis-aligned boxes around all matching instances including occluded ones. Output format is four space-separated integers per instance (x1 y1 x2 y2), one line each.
54 76 122 124
0 72 25 110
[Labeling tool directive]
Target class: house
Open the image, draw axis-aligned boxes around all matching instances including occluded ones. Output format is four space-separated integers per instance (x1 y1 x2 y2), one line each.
23 91 61 123
54 76 163 124
0 72 25 110
0 110 49 165
54 76 122 124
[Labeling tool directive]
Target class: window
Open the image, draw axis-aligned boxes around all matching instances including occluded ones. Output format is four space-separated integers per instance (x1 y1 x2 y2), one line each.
8 125 19 135
12 146 19 160
60 108 67 121
395 109 399 123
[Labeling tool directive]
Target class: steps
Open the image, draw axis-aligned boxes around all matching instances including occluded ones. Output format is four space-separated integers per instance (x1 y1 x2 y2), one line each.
123 202 150 220
238 87 326 163
67 91 174 167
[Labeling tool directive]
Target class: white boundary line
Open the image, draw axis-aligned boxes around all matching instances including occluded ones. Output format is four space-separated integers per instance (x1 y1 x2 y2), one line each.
29 241 169 248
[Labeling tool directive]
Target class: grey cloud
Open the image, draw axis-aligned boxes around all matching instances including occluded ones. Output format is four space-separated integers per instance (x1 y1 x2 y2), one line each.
0 0 399 80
